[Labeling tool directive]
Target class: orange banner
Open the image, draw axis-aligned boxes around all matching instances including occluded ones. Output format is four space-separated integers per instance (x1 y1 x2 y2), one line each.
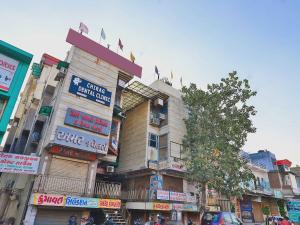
99 199 121 209
153 202 171 211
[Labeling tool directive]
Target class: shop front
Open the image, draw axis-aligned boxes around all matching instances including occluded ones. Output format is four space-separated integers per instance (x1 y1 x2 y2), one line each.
31 193 121 225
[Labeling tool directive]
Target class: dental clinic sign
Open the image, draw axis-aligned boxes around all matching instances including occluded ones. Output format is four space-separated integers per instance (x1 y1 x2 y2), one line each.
69 75 112 107
54 126 108 154
0 53 19 92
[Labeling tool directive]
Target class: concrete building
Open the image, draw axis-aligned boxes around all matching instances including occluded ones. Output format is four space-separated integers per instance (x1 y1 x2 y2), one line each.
249 150 277 172
117 79 200 225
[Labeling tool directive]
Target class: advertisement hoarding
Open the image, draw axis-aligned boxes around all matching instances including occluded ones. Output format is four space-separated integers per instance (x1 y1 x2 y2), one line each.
65 196 99 208
0 152 40 174
32 193 65 207
0 53 19 92
287 200 300 223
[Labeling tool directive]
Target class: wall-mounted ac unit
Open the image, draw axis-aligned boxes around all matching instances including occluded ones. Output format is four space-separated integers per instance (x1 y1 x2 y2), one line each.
150 117 160 126
154 98 164 107
106 166 115 173
118 79 126 89
159 113 166 120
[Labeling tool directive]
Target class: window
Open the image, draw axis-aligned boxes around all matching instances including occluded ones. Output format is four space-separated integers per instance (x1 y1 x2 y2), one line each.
148 133 159 149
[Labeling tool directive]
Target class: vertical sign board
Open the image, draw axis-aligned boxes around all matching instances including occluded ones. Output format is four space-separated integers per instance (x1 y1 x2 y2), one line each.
0 53 19 92
69 75 112 107
240 200 254 223
287 200 300 223
54 126 109 155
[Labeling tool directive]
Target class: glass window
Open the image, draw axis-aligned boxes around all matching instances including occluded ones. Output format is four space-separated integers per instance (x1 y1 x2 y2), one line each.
223 213 233 223
0 98 7 119
149 133 158 148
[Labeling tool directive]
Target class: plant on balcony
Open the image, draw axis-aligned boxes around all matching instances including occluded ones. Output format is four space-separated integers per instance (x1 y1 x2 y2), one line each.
181 71 256 214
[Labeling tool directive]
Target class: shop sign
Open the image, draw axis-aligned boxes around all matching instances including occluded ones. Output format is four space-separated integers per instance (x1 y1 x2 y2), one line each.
274 190 283 199
0 152 40 174
153 202 171 211
99 199 121 209
54 126 108 155
157 190 170 200
159 160 185 172
170 191 187 202
65 108 111 136
173 203 184 211
186 193 197 203
240 200 254 223
287 199 300 223
32 193 65 206
69 75 112 107
49 146 97 161
0 53 19 92
65 196 98 208
183 204 198 212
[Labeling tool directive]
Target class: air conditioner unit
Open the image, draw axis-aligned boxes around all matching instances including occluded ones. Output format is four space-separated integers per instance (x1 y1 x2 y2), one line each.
150 117 160 126
118 79 126 89
159 113 166 120
154 98 164 107
106 166 115 173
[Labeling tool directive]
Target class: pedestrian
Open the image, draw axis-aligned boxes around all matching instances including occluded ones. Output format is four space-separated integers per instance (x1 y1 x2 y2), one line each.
280 216 292 225
188 218 193 225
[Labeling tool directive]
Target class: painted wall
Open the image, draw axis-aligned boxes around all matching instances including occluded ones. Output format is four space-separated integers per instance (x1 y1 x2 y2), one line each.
0 40 33 142
250 150 277 171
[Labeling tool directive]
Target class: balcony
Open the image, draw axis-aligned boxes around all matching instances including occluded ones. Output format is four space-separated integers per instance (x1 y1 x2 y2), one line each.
33 175 122 198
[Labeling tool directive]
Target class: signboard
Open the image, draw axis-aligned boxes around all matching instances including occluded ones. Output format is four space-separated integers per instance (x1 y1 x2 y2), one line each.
0 152 40 174
54 126 108 154
240 200 254 223
183 204 198 212
287 200 300 223
150 175 163 200
99 199 121 209
153 202 171 211
0 53 19 92
32 193 65 207
65 108 111 136
65 196 99 208
186 193 197 203
69 75 112 107
49 146 97 161
157 190 170 200
170 191 187 202
173 203 184 211
159 159 185 172
39 106 52 116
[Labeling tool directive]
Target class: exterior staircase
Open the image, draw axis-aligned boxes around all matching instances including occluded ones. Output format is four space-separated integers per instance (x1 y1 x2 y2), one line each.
102 208 128 225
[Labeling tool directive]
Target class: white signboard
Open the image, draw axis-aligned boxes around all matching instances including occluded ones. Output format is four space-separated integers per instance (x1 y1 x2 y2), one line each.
0 53 19 92
0 152 40 174
157 190 170 200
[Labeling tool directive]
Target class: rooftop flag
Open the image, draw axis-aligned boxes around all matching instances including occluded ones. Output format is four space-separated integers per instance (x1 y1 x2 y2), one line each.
101 28 106 40
155 66 160 79
130 52 135 63
79 22 89 35
118 39 124 51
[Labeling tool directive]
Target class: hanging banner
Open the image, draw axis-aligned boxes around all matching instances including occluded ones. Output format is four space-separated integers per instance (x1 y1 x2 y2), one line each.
69 75 112 107
99 199 121 209
65 108 111 136
287 200 300 223
157 190 170 200
0 152 40 174
170 191 187 202
54 126 109 154
65 196 99 208
0 53 19 92
32 193 65 206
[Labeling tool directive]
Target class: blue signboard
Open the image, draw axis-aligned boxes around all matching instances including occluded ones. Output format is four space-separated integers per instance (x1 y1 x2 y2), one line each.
65 196 99 208
64 108 111 136
54 126 108 155
287 200 300 223
69 75 112 107
240 201 254 223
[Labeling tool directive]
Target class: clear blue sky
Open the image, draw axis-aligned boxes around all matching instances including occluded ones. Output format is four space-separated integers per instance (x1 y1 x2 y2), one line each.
2 0 300 164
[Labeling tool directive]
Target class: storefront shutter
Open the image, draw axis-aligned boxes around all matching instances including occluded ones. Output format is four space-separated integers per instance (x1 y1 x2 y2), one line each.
34 209 81 225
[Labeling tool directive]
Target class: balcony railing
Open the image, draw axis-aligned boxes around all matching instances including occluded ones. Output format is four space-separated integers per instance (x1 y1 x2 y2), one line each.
33 175 122 198
94 181 121 199
33 175 88 196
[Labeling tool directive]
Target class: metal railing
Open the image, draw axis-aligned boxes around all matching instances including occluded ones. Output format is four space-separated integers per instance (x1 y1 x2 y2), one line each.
94 181 121 199
33 175 88 196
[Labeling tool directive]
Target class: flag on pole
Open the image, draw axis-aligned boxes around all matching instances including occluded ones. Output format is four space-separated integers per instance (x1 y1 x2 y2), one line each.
79 22 89 34
118 39 124 51
101 28 106 40
130 52 135 63
171 71 174 80
155 66 160 79
180 76 183 86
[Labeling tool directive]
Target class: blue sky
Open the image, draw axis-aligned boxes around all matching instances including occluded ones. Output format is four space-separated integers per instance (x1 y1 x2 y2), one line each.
2 0 300 164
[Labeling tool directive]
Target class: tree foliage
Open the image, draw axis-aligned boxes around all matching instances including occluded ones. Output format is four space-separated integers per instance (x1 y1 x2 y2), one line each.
181 71 257 208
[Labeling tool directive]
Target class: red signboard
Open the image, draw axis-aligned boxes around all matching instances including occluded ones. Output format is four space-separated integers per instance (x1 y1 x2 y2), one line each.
49 146 97 161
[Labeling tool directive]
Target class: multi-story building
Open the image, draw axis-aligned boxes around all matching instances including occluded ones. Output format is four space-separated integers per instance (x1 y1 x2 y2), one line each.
249 150 277 172
0 40 33 143
117 79 200 225
1 28 142 225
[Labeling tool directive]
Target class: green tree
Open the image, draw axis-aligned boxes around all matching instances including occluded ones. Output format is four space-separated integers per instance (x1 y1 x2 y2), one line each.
181 71 256 212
